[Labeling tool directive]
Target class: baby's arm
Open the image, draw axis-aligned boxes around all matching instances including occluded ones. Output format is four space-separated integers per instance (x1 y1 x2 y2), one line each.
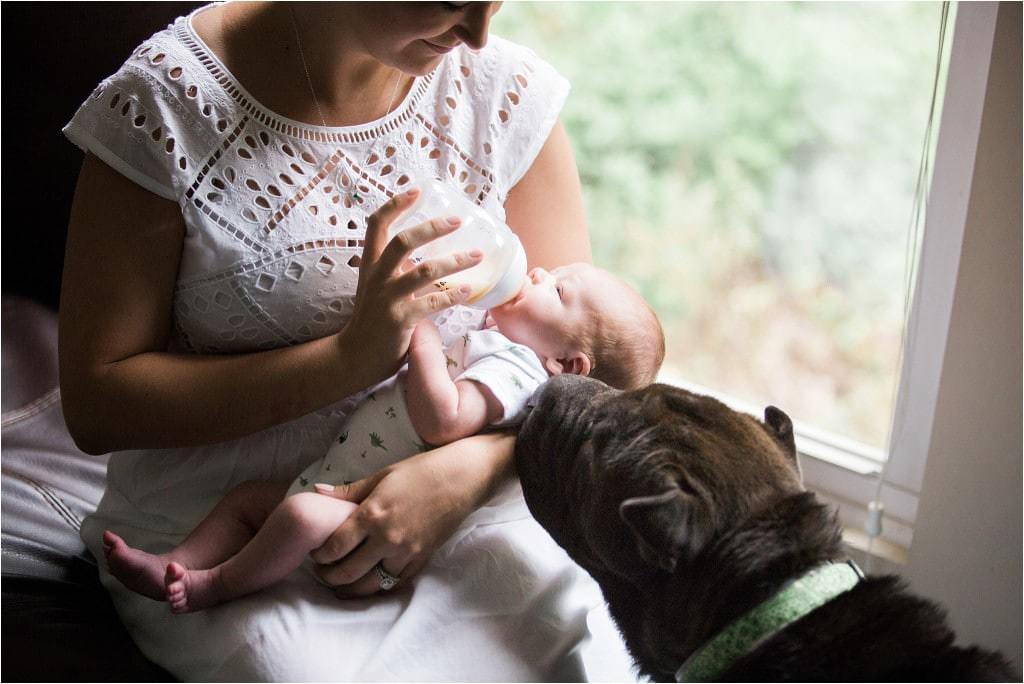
405 320 503 446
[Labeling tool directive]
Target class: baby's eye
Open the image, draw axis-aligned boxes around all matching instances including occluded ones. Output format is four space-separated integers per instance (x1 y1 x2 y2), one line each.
556 285 564 300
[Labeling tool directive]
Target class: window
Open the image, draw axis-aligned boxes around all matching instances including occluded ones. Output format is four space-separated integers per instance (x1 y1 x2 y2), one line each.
493 2 955 556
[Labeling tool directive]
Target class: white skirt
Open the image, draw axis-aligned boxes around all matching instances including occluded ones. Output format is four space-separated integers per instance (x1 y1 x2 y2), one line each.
80 405 631 681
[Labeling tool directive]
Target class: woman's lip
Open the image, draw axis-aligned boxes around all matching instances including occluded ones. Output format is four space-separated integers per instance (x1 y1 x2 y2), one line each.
423 40 457 54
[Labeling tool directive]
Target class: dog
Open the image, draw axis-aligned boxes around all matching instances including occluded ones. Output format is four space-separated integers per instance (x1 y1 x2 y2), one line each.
515 375 1016 681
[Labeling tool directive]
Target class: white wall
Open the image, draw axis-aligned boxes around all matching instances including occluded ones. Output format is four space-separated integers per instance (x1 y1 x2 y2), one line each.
903 1 1022 672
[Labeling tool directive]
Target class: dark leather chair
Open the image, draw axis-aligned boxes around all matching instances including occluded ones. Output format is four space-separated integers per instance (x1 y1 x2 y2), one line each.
2 4 200 680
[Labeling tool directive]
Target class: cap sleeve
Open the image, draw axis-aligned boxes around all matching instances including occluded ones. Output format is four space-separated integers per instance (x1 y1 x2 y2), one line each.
62 30 213 203
481 36 571 194
454 331 549 426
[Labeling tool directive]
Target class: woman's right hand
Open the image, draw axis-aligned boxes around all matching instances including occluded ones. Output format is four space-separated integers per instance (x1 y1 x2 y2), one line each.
333 189 481 387
59 158 481 454
336 188 483 387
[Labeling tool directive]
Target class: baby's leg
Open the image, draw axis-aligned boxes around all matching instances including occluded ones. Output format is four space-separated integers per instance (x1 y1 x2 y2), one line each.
104 480 289 601
165 492 359 613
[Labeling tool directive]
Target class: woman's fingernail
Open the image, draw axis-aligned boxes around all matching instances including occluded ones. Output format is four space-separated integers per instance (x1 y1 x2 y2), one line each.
314 483 335 494
403 188 420 199
468 249 483 259
458 285 472 298
445 216 461 227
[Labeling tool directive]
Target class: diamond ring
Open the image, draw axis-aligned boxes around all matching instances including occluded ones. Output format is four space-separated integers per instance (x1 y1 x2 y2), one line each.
374 562 401 591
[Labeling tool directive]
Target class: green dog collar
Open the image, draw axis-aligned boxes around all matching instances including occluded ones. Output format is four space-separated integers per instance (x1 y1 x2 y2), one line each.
676 561 863 682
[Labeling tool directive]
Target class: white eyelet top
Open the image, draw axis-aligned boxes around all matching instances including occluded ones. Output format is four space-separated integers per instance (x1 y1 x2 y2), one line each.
65 10 599 682
64 6 568 357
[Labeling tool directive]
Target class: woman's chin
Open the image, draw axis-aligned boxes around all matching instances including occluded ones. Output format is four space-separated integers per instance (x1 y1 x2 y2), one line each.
394 50 445 77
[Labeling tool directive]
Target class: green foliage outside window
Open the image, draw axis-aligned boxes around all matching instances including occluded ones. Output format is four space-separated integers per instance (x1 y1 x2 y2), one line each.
492 2 945 447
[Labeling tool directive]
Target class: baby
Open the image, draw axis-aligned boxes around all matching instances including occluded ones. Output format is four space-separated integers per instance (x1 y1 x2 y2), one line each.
103 262 665 612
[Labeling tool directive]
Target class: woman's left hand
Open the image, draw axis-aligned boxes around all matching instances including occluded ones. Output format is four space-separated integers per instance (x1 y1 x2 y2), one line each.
310 431 516 597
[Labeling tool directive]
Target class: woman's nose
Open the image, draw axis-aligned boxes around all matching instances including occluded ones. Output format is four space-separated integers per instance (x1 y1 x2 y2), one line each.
455 2 497 50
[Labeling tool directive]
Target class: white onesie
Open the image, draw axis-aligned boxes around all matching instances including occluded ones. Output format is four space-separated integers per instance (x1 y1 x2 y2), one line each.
288 328 549 495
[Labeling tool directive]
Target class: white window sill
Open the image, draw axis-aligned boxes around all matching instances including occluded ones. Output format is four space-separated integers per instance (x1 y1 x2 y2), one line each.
657 372 914 556
657 372 884 474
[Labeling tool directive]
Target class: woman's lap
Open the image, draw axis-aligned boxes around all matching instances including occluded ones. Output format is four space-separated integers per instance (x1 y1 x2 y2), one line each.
97 515 598 681
84 427 600 681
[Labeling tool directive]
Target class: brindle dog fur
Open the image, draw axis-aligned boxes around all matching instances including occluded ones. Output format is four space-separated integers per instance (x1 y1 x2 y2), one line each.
516 375 1016 682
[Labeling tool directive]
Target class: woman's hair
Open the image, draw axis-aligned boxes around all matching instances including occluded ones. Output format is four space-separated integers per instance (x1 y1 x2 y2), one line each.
581 277 666 391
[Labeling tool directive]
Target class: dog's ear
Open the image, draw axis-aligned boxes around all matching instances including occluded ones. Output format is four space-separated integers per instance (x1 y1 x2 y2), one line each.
619 488 709 573
764 406 800 470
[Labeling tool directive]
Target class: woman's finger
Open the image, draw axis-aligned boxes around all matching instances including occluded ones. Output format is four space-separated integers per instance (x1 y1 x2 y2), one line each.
332 547 431 599
317 539 407 593
313 474 383 505
309 474 388 567
309 507 369 565
332 557 410 598
362 188 421 268
374 215 462 278
408 287 475 319
390 248 483 297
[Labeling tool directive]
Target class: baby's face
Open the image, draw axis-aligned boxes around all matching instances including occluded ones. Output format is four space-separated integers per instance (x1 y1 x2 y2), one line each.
489 263 613 360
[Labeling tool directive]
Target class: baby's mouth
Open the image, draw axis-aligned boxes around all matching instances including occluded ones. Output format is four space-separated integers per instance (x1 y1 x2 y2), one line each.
510 283 529 306
495 286 525 311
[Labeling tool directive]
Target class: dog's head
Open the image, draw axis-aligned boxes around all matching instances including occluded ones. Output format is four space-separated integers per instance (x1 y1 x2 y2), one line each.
516 374 804 592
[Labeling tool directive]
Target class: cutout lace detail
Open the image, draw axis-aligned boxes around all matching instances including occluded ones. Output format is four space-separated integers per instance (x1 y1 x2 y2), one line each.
66 13 568 357
174 19 435 144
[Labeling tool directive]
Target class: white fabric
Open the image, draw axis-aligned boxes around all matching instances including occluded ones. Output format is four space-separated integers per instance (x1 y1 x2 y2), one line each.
288 329 548 496
60 5 622 681
1 297 109 581
451 329 550 426
286 375 422 496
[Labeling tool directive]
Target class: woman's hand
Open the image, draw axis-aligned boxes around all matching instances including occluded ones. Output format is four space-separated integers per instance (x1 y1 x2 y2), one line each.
336 188 483 388
310 431 516 597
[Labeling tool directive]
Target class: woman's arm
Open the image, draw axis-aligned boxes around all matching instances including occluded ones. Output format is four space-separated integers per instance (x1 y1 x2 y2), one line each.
311 118 590 595
404 320 503 445
59 154 479 454
504 119 592 268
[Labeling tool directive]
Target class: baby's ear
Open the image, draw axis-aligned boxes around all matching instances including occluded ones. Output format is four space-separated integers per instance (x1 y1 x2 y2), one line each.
544 352 591 377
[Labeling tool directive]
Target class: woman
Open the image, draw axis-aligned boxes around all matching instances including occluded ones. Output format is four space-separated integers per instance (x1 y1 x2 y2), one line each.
60 2 596 680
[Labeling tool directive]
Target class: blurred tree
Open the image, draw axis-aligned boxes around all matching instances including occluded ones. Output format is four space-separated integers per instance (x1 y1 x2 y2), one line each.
492 2 943 447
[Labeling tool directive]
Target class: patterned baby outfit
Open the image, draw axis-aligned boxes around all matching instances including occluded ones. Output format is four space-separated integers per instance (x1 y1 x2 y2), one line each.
63 5 613 681
289 329 549 495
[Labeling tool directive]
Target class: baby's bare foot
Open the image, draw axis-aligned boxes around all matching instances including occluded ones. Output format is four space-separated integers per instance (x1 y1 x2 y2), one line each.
103 530 168 601
165 561 223 613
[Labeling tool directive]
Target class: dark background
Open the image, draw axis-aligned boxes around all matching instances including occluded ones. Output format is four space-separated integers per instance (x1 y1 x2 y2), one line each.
1 6 199 679
2 2 201 311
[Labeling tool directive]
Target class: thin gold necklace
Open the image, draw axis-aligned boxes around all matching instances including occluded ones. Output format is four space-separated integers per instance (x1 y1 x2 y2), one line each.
288 6 403 202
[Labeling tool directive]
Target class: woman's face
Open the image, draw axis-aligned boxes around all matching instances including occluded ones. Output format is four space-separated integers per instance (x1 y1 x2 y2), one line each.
350 2 504 75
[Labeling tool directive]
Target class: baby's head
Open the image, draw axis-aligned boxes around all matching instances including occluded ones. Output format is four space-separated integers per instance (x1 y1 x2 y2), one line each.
488 262 665 390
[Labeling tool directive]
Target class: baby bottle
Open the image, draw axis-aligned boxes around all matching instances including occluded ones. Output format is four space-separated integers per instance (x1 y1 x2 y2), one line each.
387 177 527 310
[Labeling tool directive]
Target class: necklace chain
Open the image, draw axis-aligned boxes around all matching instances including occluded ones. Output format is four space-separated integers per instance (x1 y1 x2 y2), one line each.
288 6 403 201
288 6 403 129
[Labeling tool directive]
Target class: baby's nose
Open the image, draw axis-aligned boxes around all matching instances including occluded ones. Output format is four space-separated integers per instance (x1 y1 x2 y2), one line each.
528 267 549 284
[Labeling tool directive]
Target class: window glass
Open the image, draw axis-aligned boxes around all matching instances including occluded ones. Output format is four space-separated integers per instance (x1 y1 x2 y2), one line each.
492 2 945 448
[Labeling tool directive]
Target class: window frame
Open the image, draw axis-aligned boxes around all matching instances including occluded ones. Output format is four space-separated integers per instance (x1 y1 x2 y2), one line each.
658 1 1000 561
